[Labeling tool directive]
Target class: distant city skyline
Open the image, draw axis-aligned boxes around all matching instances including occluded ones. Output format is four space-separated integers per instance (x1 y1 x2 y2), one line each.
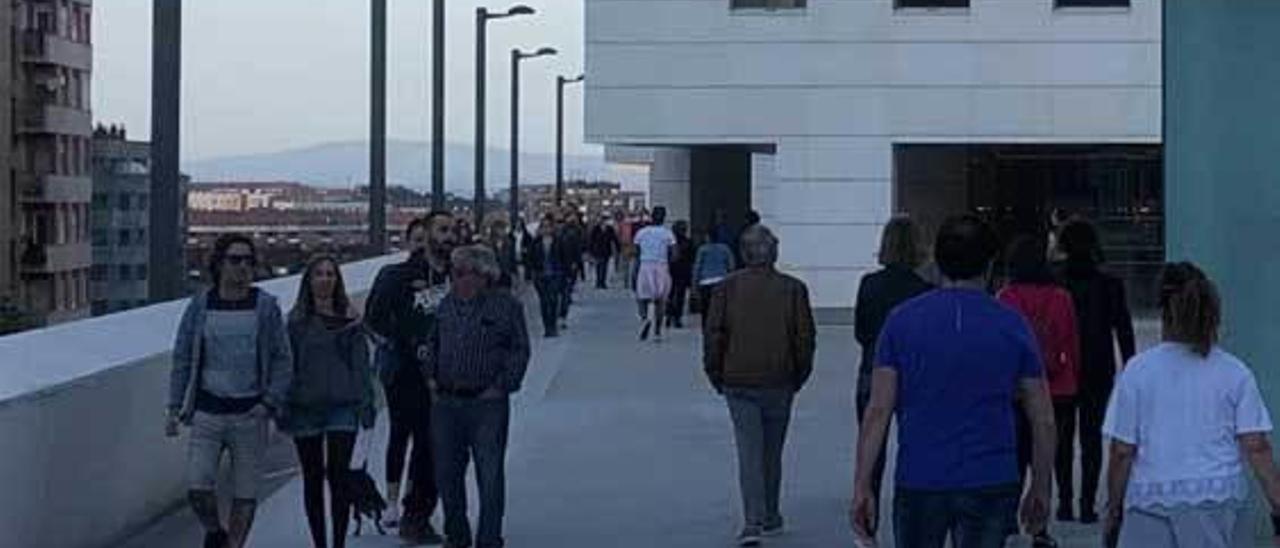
91 0 594 162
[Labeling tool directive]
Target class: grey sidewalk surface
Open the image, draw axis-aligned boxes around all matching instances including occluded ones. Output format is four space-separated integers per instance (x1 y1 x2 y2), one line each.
123 287 1234 547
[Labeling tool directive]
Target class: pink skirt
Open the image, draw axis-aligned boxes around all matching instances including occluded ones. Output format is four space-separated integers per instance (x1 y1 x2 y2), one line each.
635 262 672 300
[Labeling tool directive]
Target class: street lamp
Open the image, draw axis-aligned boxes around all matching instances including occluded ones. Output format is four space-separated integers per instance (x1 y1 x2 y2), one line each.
509 47 558 228
431 0 445 210
475 5 536 230
556 74 585 206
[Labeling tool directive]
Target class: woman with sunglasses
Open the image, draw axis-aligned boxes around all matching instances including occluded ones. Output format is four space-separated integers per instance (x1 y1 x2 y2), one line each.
282 255 376 548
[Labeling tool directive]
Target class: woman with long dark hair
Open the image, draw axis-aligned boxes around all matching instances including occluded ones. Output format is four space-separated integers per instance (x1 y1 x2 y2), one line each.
1057 220 1136 523
1102 263 1280 546
851 216 933 536
999 235 1080 547
283 255 376 548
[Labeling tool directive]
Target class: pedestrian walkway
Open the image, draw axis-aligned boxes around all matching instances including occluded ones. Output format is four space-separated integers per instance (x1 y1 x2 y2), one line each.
124 287 1134 547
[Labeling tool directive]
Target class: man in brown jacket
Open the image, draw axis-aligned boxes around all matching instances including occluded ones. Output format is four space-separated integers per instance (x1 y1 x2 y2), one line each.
704 225 816 547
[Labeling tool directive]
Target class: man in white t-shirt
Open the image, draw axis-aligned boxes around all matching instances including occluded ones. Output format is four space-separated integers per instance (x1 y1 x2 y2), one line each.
632 206 677 342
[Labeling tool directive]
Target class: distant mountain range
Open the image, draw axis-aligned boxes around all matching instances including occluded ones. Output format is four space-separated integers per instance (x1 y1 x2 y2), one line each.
183 140 648 197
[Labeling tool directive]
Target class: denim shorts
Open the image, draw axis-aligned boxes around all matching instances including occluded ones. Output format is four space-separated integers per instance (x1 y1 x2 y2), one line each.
187 411 268 500
894 483 1020 548
280 405 360 438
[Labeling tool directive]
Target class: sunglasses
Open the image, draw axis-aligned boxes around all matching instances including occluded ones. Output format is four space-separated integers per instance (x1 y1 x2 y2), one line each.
225 254 257 267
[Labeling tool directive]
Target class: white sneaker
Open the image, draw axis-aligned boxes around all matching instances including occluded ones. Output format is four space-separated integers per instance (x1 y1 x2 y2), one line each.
382 502 400 528
738 527 763 546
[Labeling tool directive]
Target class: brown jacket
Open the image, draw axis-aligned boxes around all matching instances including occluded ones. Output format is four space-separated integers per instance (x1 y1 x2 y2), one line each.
703 267 816 390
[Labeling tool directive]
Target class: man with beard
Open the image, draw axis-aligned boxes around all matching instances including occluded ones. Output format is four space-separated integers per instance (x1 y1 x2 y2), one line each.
366 211 457 545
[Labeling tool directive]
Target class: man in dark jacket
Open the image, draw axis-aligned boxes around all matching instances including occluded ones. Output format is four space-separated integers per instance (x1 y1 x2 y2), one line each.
557 212 587 321
588 217 620 289
365 211 456 544
524 216 574 337
704 225 816 546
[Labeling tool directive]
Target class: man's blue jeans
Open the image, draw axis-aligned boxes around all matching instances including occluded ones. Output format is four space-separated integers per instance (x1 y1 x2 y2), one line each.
725 387 794 530
432 396 511 548
894 483 1020 548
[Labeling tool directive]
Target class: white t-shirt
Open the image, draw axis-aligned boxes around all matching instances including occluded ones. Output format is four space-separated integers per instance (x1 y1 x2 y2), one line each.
1103 342 1273 509
633 225 676 264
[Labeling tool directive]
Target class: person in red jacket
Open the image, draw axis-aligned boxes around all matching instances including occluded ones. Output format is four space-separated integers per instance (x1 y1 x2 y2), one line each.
998 235 1080 548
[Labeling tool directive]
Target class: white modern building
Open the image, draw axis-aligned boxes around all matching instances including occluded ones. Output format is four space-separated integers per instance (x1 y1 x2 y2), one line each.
585 0 1162 312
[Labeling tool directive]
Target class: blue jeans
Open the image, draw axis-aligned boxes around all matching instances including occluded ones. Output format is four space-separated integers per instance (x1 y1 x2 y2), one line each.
894 483 1020 548
534 274 564 335
725 387 794 529
432 396 511 548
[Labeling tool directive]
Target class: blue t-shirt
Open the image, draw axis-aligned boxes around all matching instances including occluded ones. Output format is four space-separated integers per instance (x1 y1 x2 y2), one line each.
875 288 1043 490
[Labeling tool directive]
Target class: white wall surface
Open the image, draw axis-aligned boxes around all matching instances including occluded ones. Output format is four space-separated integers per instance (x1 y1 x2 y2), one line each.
0 254 399 548
586 0 1162 308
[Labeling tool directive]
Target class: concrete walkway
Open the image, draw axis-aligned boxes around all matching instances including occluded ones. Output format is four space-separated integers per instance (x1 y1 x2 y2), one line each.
125 287 1138 547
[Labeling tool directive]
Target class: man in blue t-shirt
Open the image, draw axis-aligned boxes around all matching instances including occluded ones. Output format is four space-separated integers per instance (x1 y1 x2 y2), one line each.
850 215 1056 548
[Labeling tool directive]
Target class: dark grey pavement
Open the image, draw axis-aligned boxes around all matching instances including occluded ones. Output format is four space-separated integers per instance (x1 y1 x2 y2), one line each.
125 287 1167 547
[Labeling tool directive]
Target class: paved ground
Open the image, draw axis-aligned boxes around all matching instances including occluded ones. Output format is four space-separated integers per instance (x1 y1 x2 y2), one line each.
126 286 1160 547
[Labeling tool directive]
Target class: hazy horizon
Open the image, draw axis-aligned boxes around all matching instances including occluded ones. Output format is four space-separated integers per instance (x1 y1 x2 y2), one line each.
92 1 597 163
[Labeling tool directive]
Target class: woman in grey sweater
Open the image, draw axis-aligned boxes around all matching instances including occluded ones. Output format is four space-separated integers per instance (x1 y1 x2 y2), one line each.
283 255 376 548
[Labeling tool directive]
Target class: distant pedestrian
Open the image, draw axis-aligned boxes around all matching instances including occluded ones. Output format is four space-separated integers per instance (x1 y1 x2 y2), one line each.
851 215 1056 548
1102 262 1280 547
704 225 816 547
998 235 1080 547
167 234 293 548
615 212 637 290
852 217 932 536
365 212 457 544
1056 219 1135 523
588 216 620 289
733 210 761 268
525 216 571 338
666 220 695 329
692 229 736 328
424 245 531 548
485 221 518 291
283 255 376 548
633 206 677 342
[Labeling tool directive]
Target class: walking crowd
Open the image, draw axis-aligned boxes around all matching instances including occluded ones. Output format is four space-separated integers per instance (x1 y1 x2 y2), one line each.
164 201 1280 548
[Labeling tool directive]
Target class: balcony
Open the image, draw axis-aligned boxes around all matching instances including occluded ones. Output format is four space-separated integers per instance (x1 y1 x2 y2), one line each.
17 173 92 205
20 31 92 72
20 242 91 274
19 103 92 137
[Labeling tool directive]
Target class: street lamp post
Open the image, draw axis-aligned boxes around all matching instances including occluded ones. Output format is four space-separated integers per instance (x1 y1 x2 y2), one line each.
370 0 387 253
556 74 585 207
476 5 535 231
431 0 445 210
509 47 558 228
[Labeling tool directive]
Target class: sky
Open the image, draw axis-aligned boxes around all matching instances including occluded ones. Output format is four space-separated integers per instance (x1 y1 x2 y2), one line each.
92 0 594 162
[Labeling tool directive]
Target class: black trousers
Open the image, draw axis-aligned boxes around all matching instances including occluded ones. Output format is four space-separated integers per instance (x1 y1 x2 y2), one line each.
535 274 565 336
1077 383 1112 511
594 257 610 289
386 372 438 519
1052 397 1077 507
295 432 357 548
667 277 690 325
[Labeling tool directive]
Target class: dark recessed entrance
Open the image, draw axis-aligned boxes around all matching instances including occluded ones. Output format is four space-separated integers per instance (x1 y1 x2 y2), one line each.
895 144 1164 309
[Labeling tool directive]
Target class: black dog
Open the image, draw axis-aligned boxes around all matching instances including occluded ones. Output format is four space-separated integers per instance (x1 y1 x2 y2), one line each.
338 466 388 536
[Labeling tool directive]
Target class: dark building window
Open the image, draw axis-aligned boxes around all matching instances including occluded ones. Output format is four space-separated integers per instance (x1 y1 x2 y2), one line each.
117 193 131 211
118 230 131 247
1056 0 1128 7
118 265 132 281
138 194 149 211
897 0 969 7
731 0 806 10
136 265 148 281
91 230 107 247
92 193 109 211
90 265 107 282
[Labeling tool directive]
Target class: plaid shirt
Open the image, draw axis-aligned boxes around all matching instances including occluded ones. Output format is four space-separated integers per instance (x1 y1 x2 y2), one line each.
424 289 531 393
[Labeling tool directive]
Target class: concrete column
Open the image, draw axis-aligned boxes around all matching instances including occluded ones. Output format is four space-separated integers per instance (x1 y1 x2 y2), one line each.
648 148 691 222
1166 7 1280 537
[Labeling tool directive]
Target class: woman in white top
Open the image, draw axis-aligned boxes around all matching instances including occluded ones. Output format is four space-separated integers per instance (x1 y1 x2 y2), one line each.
1103 262 1280 547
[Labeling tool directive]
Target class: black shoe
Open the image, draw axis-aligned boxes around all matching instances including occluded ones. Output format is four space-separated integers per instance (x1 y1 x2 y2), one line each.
1079 507 1099 524
203 530 228 548
1056 505 1075 522
400 515 444 545
1032 531 1059 548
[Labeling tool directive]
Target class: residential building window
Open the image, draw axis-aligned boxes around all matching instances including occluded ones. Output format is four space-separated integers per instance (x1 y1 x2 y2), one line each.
731 0 806 9
91 265 107 281
1056 0 1129 7
897 0 969 8
118 229 131 247
118 265 132 281
136 265 148 281
92 229 107 246
118 193 132 211
138 194 150 211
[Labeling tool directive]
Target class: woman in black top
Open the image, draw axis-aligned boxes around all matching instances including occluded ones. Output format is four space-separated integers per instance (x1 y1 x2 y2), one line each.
852 217 933 534
1055 220 1136 524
